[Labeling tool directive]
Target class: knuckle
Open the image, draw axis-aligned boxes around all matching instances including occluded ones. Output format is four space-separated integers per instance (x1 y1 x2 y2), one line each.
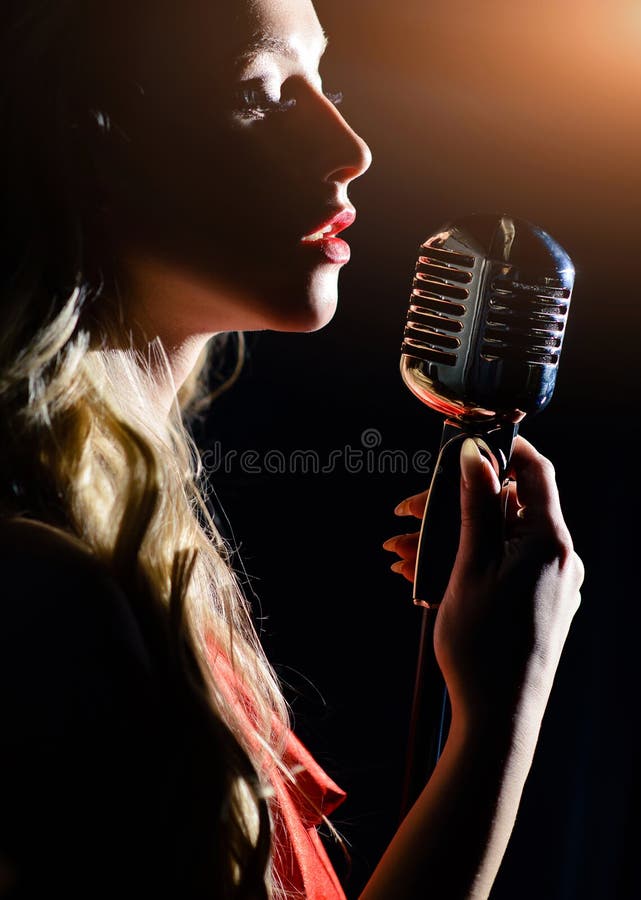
538 455 556 482
572 552 585 588
532 528 573 565
557 531 575 564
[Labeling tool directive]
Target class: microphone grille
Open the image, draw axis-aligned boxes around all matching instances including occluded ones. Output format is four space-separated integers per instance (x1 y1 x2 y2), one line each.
482 276 571 367
401 244 476 368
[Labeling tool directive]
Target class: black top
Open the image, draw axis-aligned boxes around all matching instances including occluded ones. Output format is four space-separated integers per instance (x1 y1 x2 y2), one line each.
0 519 219 899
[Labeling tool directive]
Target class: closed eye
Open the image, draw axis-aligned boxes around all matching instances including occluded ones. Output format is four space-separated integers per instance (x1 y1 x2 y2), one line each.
232 87 296 114
233 85 344 118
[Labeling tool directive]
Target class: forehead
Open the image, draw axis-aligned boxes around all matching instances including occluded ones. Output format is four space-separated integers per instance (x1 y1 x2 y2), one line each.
110 0 327 97
225 0 327 62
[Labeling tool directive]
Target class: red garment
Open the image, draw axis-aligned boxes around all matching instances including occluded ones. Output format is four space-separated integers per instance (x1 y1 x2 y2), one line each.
271 727 347 899
206 642 347 899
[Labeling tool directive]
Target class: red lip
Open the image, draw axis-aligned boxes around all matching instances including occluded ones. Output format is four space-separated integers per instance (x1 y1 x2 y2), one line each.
301 208 356 241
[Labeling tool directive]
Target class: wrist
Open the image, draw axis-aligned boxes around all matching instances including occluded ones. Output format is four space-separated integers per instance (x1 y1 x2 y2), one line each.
448 685 549 763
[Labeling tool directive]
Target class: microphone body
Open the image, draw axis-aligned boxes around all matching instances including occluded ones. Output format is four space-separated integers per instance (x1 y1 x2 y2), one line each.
399 213 575 816
401 212 575 607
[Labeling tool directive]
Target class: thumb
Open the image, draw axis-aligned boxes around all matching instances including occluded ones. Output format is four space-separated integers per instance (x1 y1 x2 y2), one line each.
457 438 503 569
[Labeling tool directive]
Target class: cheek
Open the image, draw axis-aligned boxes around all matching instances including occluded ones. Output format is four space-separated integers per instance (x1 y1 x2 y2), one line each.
124 127 298 250
111 120 341 329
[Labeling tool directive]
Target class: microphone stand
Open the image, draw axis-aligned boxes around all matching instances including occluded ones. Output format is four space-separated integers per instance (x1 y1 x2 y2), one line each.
399 417 518 821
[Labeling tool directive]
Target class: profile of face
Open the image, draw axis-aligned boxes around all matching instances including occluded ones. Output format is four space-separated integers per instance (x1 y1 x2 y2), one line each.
93 0 372 338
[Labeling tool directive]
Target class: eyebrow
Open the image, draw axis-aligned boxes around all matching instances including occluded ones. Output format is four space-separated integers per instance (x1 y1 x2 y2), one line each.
236 31 329 64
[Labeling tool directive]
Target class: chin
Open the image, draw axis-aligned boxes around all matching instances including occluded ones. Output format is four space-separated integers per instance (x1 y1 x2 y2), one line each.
263 297 337 333
259 264 341 333
287 297 337 332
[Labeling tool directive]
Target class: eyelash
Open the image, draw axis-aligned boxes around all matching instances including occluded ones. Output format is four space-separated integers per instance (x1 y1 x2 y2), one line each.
233 88 343 117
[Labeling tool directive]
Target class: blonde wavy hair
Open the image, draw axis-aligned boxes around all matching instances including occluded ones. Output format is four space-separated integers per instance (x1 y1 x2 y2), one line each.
0 3 321 897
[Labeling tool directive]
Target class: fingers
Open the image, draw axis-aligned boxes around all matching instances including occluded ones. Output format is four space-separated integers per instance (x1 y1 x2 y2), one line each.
394 490 429 518
388 490 426 583
389 559 416 583
383 533 418 583
508 436 563 523
383 533 418 557
507 435 573 549
457 438 504 569
390 439 505 578
504 479 523 528
388 436 580 584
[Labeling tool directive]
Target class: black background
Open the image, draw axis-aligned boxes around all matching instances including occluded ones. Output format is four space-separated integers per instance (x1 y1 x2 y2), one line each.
193 2 641 897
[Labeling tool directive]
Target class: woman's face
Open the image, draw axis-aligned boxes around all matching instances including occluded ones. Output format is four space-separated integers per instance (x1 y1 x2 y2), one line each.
103 0 371 337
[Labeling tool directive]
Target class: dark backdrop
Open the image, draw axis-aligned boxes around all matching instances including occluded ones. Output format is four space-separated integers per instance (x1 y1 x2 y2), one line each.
193 2 641 897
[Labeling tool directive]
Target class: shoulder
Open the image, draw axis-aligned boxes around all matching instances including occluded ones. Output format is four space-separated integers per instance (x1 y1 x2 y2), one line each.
0 515 141 629
0 516 155 725
0 514 105 582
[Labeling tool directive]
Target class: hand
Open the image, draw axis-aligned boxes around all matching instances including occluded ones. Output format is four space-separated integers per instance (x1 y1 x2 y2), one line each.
384 436 584 731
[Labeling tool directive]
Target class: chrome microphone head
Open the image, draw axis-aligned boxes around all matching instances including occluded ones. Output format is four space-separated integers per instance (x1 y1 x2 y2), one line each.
400 213 575 425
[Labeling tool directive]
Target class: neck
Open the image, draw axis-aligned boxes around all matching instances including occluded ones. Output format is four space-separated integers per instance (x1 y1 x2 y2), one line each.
110 251 226 421
145 332 215 421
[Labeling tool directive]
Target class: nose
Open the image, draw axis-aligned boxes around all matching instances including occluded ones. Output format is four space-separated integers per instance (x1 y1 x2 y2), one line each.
314 92 372 186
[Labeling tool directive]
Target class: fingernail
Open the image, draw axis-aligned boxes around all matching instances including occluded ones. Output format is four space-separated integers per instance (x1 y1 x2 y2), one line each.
390 561 405 573
460 438 482 487
382 537 398 551
394 501 410 516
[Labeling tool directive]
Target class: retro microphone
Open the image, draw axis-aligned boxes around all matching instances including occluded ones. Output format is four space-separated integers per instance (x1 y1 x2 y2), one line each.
399 213 575 818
